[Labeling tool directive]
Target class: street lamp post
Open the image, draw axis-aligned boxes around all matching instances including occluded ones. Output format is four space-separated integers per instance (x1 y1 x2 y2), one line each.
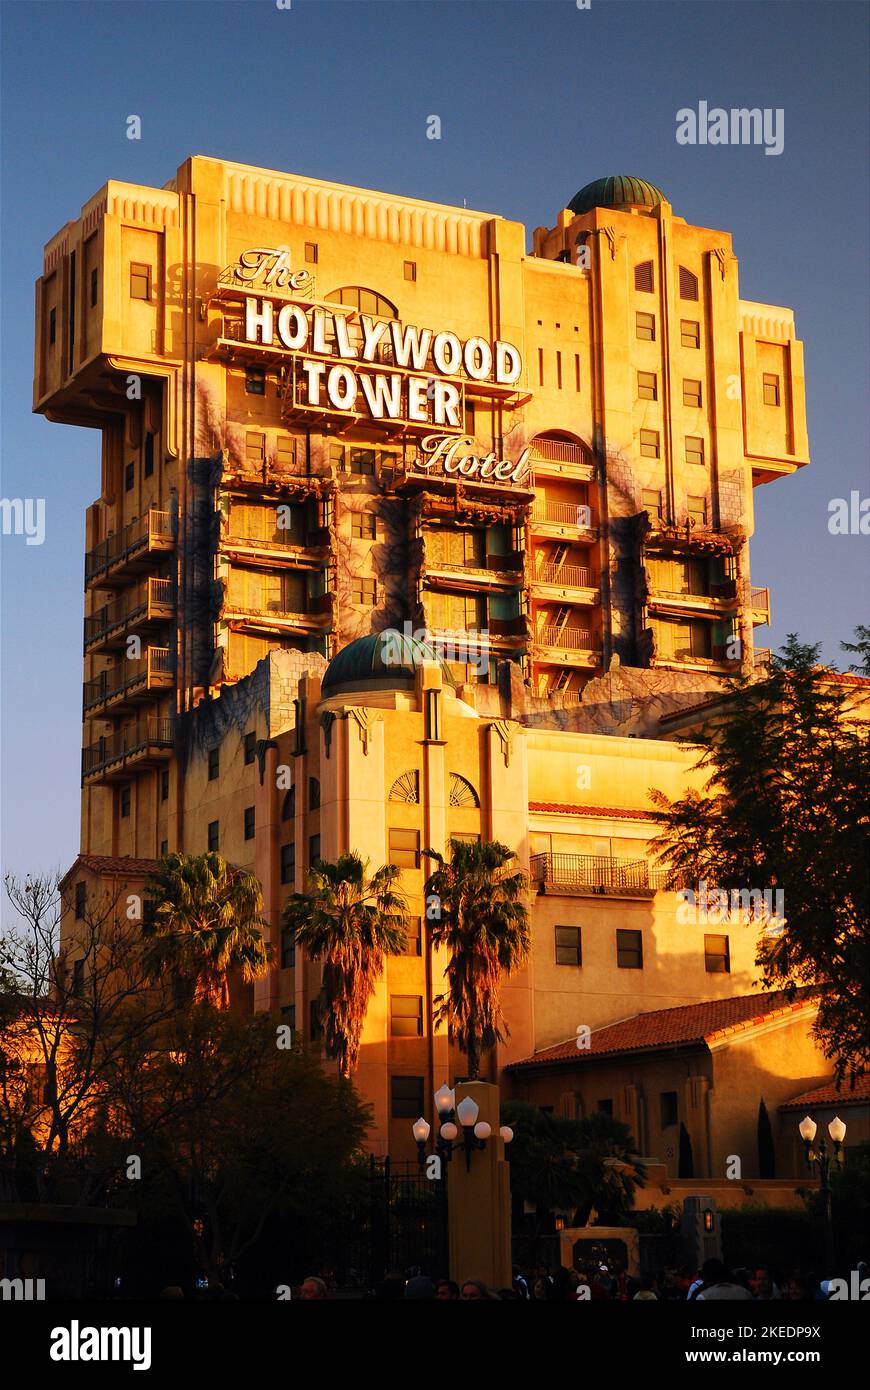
412 1083 514 1172
799 1114 846 1274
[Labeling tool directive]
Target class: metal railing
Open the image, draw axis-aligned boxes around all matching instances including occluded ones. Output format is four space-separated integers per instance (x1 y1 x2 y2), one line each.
536 625 591 649
531 500 592 527
83 647 173 710
85 511 173 582
529 439 587 464
82 718 174 777
84 578 175 646
753 648 772 669
534 563 594 588
530 852 671 894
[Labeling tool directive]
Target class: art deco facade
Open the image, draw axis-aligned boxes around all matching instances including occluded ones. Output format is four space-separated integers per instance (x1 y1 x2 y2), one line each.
35 157 819 1169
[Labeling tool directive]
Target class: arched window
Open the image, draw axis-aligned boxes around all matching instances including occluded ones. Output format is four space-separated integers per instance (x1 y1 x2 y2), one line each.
679 267 699 302
389 770 420 804
281 786 295 821
308 777 320 811
634 261 654 293
325 286 397 319
449 773 479 808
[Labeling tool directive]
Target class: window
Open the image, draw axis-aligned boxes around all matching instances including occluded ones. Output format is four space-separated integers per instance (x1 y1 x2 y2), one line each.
660 1091 679 1128
308 777 320 810
642 489 663 520
245 432 265 466
207 747 220 781
597 1099 614 1117
75 880 86 919
124 462 134 492
351 511 376 539
635 312 655 341
144 433 154 477
120 785 131 818
704 934 730 973
281 786 295 822
304 241 318 264
391 1075 425 1118
681 319 700 349
404 260 417 282
160 839 168 856
537 347 544 386
243 731 256 764
325 286 397 319
639 429 660 458
683 379 702 408
72 958 85 998
389 828 420 869
390 995 423 1037
161 769 169 801
402 916 422 957
130 263 151 300
245 366 266 396
49 307 57 345
309 834 321 865
282 1003 296 1027
351 577 376 606
280 926 296 969
685 436 705 466
244 806 255 840
276 436 296 470
634 260 654 293
763 373 781 406
616 928 643 969
207 820 219 852
350 448 375 475
280 842 296 884
310 999 323 1041
679 266 699 301
687 495 707 527
90 268 98 307
555 925 582 966
637 371 657 401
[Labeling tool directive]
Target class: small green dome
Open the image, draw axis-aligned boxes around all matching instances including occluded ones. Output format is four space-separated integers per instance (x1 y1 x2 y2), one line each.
321 630 455 697
568 176 666 216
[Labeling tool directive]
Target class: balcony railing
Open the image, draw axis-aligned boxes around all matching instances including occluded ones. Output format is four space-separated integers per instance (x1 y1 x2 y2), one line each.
753 647 772 669
84 578 175 649
83 647 173 712
85 511 174 584
531 500 593 527
530 852 672 895
82 718 174 778
534 563 594 589
536 625 591 650
530 439 586 465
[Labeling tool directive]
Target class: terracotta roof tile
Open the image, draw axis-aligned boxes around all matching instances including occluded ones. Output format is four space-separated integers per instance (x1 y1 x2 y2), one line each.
61 853 160 884
507 987 818 1069
529 801 653 820
780 1075 870 1110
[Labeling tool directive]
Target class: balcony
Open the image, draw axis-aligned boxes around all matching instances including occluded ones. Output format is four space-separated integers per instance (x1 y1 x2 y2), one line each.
529 438 596 483
221 530 330 571
530 852 671 897
532 562 598 602
222 591 334 639
83 647 174 715
424 552 525 590
534 623 600 669
82 718 174 784
85 511 174 589
753 647 772 670
530 499 597 543
84 578 175 654
749 586 771 626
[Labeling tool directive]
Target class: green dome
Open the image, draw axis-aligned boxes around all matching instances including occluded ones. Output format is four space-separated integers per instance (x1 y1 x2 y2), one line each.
568 176 666 216
321 630 455 697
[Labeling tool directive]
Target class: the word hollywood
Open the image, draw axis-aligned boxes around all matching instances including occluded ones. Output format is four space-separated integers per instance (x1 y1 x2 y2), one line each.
676 880 785 925
49 1321 152 1371
676 102 784 156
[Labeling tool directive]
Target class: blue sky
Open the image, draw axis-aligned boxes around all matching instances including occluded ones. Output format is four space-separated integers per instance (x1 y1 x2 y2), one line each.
1 0 868 880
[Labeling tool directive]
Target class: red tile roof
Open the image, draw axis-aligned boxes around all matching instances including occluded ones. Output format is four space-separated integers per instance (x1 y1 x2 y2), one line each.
780 1075 870 1110
507 988 819 1069
60 853 160 885
529 801 653 820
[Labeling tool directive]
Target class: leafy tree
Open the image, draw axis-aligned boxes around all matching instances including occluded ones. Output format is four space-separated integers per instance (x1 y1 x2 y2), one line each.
281 852 407 1076
423 839 530 1080
757 1098 776 1178
142 852 269 1009
841 626 870 676
650 634 869 1080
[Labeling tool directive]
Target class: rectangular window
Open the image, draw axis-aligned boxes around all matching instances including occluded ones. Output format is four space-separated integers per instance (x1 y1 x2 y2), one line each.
244 806 255 840
762 373 781 406
280 926 296 969
351 512 376 540
207 820 219 852
130 262 151 300
687 495 707 526
245 431 265 465
350 448 375 475
597 1099 614 1117
635 312 655 341
389 828 420 869
309 834 321 865
276 436 296 469
637 371 657 400
161 769 169 801
616 928 643 969
304 241 318 264
124 461 134 492
282 1003 296 1028
556 351 562 390
351 577 376 606
160 839 168 856
144 433 154 477
642 489 663 519
391 1075 425 1118
90 267 98 307
120 785 131 818
72 958 85 998
555 925 582 966
280 842 296 885
685 436 705 466
75 880 86 919
49 307 57 345
244 731 256 764
683 379 702 408
207 747 220 781
245 366 266 396
403 260 417 282
704 933 731 973
402 915 422 957
537 347 544 386
681 319 700 349
390 995 423 1038
639 429 660 458
575 354 581 392
660 1091 679 1128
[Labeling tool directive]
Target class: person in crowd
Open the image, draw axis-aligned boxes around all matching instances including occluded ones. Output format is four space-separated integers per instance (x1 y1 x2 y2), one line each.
300 1276 327 1301
435 1279 460 1300
694 1258 754 1301
460 1279 497 1300
405 1276 435 1299
633 1276 658 1301
749 1266 782 1299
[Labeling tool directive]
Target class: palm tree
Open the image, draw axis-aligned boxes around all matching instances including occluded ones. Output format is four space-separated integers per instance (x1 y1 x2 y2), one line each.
142 852 269 1010
422 838 530 1081
281 852 408 1077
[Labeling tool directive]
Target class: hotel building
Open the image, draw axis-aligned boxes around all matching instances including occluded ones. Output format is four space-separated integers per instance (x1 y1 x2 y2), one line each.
37 157 827 1173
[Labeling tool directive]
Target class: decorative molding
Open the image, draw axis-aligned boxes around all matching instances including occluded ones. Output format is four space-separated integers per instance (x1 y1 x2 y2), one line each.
389 770 420 804
712 247 729 279
449 773 479 808
319 711 337 759
347 707 382 755
255 738 279 785
491 719 515 768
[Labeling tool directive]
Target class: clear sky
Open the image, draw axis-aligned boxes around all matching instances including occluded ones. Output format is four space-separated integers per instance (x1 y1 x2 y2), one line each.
1 0 868 882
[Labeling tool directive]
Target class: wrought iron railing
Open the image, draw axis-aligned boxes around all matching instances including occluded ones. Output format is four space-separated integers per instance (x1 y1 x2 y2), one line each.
85 511 173 582
537 625 591 649
534 563 594 588
83 647 173 711
82 719 174 777
84 578 175 646
530 852 672 893
531 500 593 527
